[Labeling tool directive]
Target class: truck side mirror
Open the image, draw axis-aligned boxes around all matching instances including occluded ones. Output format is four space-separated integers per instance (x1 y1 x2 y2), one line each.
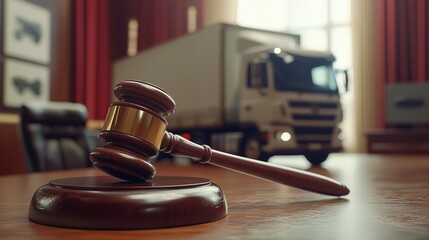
335 69 349 93
344 70 349 92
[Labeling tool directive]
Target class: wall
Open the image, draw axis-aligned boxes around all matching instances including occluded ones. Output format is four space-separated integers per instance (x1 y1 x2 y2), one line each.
0 0 72 175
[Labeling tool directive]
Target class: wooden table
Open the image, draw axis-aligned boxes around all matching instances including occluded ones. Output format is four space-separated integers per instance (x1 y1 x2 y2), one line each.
1 153 428 239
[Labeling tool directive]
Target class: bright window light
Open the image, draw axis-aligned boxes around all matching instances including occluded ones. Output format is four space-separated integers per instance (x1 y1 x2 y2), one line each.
127 19 138 57
236 0 289 31
187 6 197 33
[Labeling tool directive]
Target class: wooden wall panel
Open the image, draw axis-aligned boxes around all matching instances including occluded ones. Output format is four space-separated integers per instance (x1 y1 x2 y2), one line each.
0 117 26 175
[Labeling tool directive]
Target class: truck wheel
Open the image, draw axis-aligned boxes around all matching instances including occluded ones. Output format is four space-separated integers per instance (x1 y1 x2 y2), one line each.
241 133 269 161
304 152 329 165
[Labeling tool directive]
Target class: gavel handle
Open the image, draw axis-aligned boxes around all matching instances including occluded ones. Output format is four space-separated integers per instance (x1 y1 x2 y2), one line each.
161 132 350 196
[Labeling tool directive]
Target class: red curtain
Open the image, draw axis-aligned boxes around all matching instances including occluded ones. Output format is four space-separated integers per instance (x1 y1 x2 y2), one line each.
376 0 429 127
73 0 204 119
138 0 204 51
74 0 111 120
109 0 204 61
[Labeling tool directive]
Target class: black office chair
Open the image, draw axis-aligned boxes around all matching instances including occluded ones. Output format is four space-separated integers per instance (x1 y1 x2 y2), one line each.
18 101 101 172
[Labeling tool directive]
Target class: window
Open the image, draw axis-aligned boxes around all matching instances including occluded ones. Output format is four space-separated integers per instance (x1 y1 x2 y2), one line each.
312 65 337 91
237 0 351 69
269 53 338 93
247 61 268 88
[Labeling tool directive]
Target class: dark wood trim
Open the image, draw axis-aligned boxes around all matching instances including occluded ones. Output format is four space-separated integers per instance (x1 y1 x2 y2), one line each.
367 129 429 154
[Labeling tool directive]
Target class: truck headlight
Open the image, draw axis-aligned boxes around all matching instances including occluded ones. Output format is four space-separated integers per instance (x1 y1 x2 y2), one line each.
276 131 291 142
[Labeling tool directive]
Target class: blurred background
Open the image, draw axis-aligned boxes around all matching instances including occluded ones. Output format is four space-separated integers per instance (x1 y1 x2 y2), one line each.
0 0 428 175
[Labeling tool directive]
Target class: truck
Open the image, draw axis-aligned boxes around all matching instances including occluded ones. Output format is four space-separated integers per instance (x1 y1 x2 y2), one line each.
113 23 346 165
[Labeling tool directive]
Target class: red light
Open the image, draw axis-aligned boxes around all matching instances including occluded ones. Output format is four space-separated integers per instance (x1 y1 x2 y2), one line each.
263 131 269 141
181 133 192 140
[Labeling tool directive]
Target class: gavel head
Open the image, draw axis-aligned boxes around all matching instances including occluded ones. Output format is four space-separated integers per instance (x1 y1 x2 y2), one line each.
89 80 176 181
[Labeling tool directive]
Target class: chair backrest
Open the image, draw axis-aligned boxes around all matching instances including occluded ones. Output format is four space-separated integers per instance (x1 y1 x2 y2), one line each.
18 101 100 172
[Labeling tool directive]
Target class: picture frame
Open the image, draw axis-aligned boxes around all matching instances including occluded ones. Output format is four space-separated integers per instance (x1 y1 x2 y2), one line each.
3 0 51 64
2 58 50 108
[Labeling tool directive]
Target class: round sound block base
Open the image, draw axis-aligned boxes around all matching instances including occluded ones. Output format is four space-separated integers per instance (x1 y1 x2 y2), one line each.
29 176 227 229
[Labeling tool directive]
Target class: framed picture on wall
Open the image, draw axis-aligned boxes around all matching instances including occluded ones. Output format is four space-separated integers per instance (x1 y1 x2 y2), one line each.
3 0 51 64
2 58 50 108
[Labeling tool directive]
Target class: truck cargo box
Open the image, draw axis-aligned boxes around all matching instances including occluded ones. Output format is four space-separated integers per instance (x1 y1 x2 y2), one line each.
113 23 300 129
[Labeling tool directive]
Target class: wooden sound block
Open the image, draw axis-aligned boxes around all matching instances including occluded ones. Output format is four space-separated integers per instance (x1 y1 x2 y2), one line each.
29 176 227 230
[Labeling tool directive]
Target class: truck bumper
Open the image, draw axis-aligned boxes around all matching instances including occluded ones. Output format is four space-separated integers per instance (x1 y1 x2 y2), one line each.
260 124 343 155
269 146 343 156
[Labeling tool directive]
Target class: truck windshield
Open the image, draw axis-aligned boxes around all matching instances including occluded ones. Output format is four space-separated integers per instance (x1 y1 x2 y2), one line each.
269 53 338 94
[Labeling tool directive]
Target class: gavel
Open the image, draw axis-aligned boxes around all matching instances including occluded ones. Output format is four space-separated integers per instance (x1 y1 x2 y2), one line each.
89 80 349 196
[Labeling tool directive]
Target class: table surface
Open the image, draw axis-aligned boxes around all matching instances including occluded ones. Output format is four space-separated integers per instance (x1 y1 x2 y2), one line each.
1 153 428 240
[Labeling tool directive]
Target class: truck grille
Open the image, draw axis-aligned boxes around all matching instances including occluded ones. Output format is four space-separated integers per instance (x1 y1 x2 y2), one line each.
289 100 338 123
289 100 338 145
293 114 336 121
290 101 337 109
294 126 334 144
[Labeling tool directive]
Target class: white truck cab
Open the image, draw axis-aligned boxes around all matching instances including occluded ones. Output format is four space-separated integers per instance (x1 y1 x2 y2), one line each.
239 47 343 164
